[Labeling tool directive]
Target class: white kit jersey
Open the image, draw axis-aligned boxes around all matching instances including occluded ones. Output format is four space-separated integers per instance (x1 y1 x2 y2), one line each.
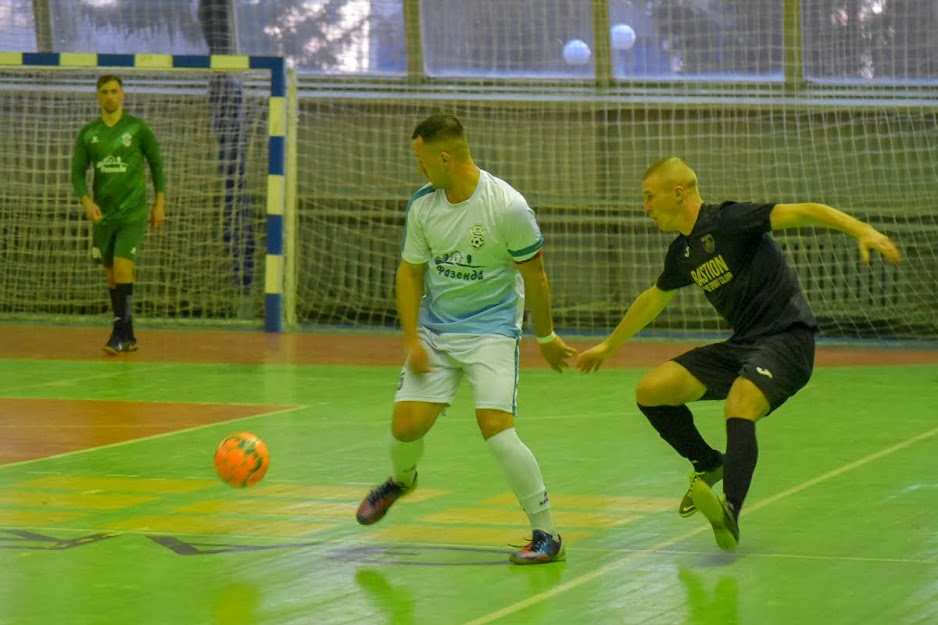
401 170 543 338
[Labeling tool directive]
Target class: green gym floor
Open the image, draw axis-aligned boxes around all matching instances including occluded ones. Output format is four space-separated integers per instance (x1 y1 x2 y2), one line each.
1 326 936 625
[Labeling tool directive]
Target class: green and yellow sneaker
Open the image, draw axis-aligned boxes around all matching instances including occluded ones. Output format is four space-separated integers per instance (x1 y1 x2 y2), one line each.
690 478 739 551
679 463 724 517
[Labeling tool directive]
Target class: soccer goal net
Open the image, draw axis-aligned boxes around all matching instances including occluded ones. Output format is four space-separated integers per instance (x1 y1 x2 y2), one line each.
296 93 938 342
0 54 287 330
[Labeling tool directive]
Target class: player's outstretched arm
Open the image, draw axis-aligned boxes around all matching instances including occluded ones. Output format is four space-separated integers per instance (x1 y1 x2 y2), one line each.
770 202 902 264
515 253 577 373
577 285 674 373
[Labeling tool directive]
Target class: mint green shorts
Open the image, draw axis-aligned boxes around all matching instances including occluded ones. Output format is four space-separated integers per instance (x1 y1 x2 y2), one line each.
91 218 147 266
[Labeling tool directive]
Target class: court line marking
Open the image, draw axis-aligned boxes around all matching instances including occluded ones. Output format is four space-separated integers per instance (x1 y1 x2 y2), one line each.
0 370 131 394
3 525 934 566
461 424 938 625
0 405 305 470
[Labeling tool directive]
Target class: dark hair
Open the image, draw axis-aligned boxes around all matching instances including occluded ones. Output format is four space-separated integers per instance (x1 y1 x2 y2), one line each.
96 75 123 90
412 114 465 143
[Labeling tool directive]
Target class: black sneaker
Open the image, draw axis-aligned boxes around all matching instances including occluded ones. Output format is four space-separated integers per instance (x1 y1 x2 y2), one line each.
356 473 417 525
690 479 739 551
102 334 138 355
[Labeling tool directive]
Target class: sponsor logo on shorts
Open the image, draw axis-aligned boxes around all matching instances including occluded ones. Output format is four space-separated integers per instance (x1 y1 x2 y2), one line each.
756 366 774 379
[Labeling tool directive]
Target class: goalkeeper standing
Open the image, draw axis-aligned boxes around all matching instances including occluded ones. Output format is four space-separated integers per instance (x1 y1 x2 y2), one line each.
71 75 165 354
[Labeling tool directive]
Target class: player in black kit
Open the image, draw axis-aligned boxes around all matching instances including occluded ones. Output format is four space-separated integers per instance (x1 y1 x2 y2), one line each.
577 156 902 550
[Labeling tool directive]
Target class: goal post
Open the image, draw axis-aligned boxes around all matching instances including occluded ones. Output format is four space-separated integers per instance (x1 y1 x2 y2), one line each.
0 52 290 332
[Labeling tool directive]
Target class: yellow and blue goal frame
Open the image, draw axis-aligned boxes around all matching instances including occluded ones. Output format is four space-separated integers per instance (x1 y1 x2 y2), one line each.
0 52 288 332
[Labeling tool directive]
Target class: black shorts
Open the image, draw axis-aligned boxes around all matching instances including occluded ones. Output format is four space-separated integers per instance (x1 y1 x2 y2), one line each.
672 326 816 413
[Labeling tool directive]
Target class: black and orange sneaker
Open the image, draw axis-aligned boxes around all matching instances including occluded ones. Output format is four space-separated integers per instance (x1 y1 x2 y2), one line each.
355 473 417 525
508 530 566 565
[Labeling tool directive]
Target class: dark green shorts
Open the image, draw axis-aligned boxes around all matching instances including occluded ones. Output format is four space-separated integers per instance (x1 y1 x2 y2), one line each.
91 218 148 266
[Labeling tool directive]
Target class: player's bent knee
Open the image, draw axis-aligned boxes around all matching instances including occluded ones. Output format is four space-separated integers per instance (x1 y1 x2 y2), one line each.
635 362 706 406
476 409 514 440
724 378 770 420
391 401 443 441
635 369 676 406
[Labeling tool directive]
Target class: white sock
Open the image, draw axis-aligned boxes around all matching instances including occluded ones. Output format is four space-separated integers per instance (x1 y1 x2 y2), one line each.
388 429 422 487
486 428 555 534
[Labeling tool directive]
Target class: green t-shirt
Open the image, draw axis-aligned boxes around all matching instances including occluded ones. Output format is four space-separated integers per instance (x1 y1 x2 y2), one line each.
71 113 165 222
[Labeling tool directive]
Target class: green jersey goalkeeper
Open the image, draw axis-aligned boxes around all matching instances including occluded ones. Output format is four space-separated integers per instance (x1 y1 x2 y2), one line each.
71 74 166 355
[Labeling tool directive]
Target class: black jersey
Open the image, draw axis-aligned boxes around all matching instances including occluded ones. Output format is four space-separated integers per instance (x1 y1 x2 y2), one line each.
656 201 818 340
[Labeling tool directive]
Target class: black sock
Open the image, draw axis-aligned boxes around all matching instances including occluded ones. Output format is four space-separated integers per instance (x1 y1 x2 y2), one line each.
638 404 722 472
724 418 758 516
115 283 134 339
108 287 120 319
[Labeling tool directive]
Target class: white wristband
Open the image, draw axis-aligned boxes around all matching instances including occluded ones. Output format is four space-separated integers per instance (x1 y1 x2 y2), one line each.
535 331 557 344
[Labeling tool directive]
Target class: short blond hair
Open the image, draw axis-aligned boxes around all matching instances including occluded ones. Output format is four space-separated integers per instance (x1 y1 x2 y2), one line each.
643 157 697 190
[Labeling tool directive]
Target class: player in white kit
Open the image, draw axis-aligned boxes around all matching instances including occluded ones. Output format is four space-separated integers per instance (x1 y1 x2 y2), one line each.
356 114 576 564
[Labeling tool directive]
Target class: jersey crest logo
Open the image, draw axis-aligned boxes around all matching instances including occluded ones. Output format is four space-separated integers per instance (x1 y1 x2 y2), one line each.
90 136 99 144
121 132 132 147
468 224 487 249
701 233 716 254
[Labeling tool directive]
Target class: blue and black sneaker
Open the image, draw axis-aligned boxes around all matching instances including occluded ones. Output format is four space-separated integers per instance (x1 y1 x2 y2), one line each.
508 529 566 565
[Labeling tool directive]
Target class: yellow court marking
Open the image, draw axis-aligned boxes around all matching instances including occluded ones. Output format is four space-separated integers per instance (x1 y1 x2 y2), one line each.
364 525 592 547
420 508 526 526
176 499 353 519
421 507 641 529
0 509 86 526
252 483 450 503
256 484 370 499
481 493 675 512
17 475 218 494
0 491 155 510
103 515 334 538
